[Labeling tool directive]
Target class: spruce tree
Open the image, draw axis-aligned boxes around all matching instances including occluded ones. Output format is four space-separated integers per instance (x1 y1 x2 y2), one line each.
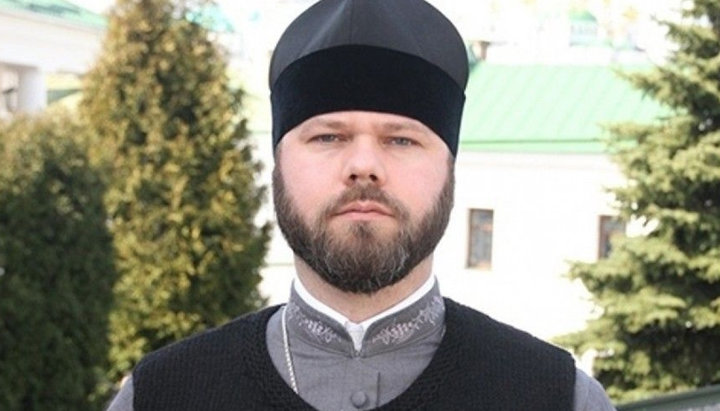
557 0 720 402
0 109 116 410
80 0 270 382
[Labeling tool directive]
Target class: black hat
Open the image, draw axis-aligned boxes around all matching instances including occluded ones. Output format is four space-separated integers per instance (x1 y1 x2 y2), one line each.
269 0 468 156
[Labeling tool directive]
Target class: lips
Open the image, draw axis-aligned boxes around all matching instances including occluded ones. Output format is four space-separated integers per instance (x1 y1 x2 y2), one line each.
334 201 393 217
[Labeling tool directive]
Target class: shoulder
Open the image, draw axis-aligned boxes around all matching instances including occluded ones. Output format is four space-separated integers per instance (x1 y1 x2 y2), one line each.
573 369 616 411
134 305 281 380
105 376 134 411
438 299 577 409
130 306 284 410
444 298 573 363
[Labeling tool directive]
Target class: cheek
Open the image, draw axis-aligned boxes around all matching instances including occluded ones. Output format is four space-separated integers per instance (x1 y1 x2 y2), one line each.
281 162 337 219
389 166 447 214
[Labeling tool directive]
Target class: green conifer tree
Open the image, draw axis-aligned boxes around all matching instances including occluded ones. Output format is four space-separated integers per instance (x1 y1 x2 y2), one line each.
557 0 720 402
80 0 270 382
0 109 116 410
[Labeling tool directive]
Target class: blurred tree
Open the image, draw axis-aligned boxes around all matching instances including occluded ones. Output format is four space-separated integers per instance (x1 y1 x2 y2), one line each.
80 0 270 383
0 109 116 410
557 0 720 403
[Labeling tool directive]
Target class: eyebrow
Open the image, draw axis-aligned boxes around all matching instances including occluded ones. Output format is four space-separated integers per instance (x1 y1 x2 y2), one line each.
378 120 428 134
300 117 429 134
301 118 347 131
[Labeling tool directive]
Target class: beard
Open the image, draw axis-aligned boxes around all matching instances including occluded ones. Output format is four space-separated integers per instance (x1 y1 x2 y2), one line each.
272 162 454 295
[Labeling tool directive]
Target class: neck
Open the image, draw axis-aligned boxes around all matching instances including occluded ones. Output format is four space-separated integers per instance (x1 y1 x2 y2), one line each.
294 256 434 323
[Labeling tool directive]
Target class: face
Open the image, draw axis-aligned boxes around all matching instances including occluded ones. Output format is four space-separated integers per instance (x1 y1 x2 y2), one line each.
273 111 454 294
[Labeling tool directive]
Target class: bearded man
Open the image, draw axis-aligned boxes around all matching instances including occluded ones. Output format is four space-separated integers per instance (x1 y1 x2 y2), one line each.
107 0 615 410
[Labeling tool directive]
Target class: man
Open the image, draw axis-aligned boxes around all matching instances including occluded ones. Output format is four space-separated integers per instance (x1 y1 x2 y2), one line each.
108 0 615 409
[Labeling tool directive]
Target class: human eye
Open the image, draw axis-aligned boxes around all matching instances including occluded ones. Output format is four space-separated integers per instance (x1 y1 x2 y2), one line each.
386 136 417 147
309 134 343 143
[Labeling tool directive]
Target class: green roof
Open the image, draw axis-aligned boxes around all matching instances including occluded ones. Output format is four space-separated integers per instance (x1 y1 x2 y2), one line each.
569 9 598 23
459 64 669 154
0 0 105 28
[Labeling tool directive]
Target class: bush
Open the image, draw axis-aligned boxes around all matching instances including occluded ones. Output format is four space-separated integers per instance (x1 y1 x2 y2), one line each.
0 109 116 410
80 0 271 382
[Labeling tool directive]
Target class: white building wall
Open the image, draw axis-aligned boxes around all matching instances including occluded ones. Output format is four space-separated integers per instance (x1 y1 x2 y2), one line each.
0 9 103 73
0 7 104 115
437 150 625 339
16 66 46 112
252 129 297 306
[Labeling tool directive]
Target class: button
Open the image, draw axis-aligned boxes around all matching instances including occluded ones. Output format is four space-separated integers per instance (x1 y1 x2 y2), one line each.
350 391 368 408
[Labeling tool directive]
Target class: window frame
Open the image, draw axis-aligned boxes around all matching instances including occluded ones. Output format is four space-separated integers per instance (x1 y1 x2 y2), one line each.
598 215 625 259
467 208 494 270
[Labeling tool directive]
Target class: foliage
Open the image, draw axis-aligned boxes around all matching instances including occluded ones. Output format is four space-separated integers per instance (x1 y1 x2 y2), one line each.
0 109 116 410
80 0 270 383
557 0 720 403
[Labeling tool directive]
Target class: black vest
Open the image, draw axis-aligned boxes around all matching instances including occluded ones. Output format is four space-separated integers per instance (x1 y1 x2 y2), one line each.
133 299 575 410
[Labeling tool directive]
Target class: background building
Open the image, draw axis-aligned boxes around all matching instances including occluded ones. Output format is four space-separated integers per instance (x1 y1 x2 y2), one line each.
2 0 679 349
248 1 677 350
0 0 105 117
256 62 667 346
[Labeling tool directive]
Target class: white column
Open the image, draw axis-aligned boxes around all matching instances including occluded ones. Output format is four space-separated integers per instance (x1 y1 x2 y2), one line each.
17 66 46 113
0 65 6 116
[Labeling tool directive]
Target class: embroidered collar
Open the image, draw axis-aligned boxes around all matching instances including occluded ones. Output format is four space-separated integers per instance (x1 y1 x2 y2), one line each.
293 275 438 331
284 282 445 357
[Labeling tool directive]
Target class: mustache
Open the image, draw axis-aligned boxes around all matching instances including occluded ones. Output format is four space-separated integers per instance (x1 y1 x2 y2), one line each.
322 185 409 220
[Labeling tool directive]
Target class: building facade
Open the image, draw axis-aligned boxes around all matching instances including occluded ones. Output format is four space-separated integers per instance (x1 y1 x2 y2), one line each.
255 62 667 348
0 0 104 117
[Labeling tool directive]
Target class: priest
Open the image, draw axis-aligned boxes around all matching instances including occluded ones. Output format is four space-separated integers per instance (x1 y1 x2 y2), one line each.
108 0 615 409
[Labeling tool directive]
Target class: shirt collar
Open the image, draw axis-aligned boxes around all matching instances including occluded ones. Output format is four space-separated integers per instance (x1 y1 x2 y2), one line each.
288 275 443 354
294 274 437 324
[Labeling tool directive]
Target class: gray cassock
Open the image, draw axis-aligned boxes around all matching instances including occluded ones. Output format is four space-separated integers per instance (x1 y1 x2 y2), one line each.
105 282 615 410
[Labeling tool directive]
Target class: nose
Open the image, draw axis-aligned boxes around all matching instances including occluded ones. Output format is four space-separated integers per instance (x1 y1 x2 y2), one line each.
342 137 387 186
